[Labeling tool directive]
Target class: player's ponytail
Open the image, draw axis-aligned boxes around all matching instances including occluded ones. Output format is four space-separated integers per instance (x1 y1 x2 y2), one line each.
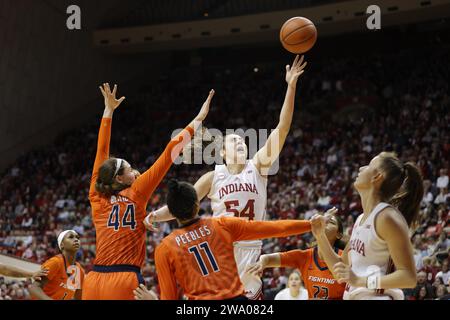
378 152 424 228
167 179 199 221
390 162 424 228
95 158 127 196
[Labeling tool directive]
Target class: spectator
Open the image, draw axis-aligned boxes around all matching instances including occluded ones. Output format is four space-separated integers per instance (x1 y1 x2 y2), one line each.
435 285 449 300
274 271 308 300
434 188 449 205
435 259 449 286
437 169 449 190
413 271 435 300
415 285 434 300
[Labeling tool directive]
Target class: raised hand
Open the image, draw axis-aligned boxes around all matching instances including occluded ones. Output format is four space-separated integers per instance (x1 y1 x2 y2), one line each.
99 83 126 112
194 89 215 122
310 213 327 237
324 207 339 217
285 55 307 87
143 212 159 232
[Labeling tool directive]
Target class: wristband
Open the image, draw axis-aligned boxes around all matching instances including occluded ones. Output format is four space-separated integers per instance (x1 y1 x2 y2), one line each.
367 275 380 290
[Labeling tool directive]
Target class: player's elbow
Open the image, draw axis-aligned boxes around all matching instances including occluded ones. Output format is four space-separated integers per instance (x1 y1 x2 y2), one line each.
404 271 417 288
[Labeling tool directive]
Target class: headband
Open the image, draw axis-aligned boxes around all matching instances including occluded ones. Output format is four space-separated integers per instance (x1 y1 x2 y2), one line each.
114 158 124 177
57 230 77 250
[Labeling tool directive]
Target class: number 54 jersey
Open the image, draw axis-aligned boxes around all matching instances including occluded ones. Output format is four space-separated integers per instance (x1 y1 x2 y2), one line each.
208 160 268 248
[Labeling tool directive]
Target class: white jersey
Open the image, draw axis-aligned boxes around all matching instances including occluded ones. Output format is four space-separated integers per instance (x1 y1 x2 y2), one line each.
208 160 268 248
274 288 309 300
344 202 404 300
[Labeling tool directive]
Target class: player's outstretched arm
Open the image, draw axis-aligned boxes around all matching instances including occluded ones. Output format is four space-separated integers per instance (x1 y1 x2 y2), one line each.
246 254 281 277
144 171 214 230
253 55 307 175
221 217 311 242
0 263 48 280
132 90 215 204
89 83 126 197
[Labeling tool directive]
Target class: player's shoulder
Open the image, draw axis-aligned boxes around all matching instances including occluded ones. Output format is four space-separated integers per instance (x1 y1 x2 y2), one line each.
43 254 63 269
376 205 409 232
157 234 178 252
47 254 63 263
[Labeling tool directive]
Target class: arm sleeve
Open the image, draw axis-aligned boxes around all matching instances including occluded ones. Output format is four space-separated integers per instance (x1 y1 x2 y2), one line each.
132 126 195 205
89 118 112 199
280 250 308 269
219 217 311 242
155 243 178 300
41 257 60 282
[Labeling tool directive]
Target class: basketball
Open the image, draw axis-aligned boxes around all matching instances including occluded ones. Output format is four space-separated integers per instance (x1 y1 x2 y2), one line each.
280 17 317 54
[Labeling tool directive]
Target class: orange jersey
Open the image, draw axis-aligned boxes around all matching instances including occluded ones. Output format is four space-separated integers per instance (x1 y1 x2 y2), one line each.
40 254 85 300
280 247 345 300
155 217 311 300
89 118 194 267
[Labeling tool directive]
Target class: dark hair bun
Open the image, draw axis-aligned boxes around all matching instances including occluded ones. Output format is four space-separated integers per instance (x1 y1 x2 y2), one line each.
168 179 180 193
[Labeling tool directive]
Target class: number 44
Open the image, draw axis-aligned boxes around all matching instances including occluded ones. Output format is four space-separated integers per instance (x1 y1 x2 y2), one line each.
107 204 136 231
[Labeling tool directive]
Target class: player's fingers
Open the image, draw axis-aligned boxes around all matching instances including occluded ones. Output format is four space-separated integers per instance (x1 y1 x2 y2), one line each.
286 65 290 72
117 97 126 104
105 83 111 95
327 207 338 213
294 70 304 79
99 86 106 97
298 61 308 71
293 55 299 66
334 268 343 276
298 55 304 67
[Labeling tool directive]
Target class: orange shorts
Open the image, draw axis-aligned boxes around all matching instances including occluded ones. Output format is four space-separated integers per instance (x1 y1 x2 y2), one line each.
82 265 144 300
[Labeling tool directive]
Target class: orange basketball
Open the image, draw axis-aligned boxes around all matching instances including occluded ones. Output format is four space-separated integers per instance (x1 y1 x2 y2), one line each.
280 17 317 54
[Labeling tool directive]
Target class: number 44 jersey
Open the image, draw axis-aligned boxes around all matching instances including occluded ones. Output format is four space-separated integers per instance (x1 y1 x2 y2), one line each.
208 160 268 248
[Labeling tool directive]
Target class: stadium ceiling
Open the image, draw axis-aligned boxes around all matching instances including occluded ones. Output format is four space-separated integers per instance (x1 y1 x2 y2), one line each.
98 0 349 29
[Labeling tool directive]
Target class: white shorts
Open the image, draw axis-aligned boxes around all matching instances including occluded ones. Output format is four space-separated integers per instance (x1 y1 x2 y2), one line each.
343 287 404 300
233 246 263 300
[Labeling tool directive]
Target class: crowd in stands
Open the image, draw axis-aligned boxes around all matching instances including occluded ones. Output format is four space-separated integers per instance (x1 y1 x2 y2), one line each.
1 38 449 300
